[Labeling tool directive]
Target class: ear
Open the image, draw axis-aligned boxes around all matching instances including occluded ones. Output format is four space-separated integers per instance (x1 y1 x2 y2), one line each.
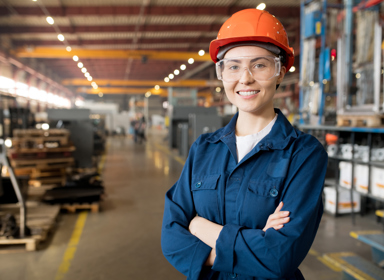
277 66 286 85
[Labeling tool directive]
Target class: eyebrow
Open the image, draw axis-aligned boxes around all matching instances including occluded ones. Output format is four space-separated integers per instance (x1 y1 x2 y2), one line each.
224 57 270 63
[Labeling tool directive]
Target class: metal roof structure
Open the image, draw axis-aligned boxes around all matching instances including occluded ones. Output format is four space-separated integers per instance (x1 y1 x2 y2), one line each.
0 0 302 101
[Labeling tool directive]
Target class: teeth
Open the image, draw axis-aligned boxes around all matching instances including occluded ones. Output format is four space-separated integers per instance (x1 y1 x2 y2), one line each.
237 91 259 96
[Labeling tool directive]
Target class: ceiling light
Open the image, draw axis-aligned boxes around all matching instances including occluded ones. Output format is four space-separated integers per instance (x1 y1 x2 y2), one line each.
174 69 180 75
87 76 92 81
169 74 174 79
46 16 54 25
164 77 170 82
256 3 266 10
81 67 87 73
85 72 90 78
356 73 361 79
99 93 103 97
154 85 160 90
289 66 296 73
66 46 71 52
57 34 65 42
73 55 79 62
216 87 221 93
77 62 83 68
93 85 98 89
91 82 96 86
145 91 152 98
32 0 37 2
198 50 205 56
188 58 194 64
180 64 186 70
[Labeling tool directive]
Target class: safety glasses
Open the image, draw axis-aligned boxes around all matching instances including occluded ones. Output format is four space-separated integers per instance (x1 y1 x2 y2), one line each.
216 55 281 82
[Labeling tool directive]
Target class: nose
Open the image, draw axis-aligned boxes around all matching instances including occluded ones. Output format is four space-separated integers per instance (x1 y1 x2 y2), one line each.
239 68 255 84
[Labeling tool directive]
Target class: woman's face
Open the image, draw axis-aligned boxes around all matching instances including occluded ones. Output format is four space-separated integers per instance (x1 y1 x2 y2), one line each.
222 46 286 116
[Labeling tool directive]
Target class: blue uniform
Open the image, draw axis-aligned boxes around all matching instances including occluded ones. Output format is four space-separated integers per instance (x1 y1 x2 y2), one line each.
161 109 328 280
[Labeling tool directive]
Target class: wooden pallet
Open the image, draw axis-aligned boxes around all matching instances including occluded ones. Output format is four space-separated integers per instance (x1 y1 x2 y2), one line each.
8 146 75 160
10 157 74 169
337 114 384 127
13 129 70 138
0 204 60 251
61 202 100 213
29 176 66 187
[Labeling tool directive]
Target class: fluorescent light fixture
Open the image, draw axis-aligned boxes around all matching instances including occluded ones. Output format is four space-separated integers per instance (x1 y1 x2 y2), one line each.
154 85 160 90
81 67 87 73
198 50 205 56
188 58 194 64
77 62 83 68
66 46 71 52
46 16 54 25
168 74 174 79
256 3 266 10
174 69 180 75
180 64 186 70
57 34 65 41
73 55 79 61
164 77 170 82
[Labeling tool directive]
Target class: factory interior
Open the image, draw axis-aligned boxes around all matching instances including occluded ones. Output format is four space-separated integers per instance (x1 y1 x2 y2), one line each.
1 0 384 279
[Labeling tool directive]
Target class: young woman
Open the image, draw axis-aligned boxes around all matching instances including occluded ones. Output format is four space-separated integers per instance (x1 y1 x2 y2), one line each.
161 9 328 280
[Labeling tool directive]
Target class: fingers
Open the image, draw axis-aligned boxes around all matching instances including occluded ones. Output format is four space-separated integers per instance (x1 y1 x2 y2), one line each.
269 217 290 229
274 201 284 213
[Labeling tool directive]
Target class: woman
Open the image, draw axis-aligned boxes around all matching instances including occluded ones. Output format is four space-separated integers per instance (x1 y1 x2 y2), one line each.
161 9 328 280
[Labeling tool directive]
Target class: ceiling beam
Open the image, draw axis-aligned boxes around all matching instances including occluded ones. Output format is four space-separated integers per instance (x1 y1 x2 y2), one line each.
12 38 212 47
62 79 222 87
0 24 223 34
12 48 211 61
0 6 299 18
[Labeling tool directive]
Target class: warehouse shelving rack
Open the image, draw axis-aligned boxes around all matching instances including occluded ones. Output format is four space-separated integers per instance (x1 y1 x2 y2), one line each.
299 124 384 223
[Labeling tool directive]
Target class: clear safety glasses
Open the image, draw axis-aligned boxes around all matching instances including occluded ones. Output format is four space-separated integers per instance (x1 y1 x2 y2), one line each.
216 55 281 82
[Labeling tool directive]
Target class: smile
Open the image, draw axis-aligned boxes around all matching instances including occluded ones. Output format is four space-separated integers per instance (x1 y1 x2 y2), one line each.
237 90 260 96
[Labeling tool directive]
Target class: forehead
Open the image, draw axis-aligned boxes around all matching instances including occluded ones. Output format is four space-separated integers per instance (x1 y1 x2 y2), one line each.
224 46 274 59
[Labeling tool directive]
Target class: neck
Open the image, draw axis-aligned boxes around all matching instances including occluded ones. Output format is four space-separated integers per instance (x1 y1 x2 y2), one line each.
235 108 276 136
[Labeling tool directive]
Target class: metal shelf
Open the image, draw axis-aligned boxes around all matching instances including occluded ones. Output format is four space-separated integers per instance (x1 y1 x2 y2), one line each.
324 180 384 203
328 156 384 168
298 125 384 134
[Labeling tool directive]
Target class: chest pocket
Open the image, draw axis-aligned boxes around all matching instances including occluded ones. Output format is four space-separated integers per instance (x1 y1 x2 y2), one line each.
241 178 284 229
192 174 220 221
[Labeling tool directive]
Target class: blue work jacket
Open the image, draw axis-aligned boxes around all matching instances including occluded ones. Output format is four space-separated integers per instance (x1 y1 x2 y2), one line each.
161 109 328 280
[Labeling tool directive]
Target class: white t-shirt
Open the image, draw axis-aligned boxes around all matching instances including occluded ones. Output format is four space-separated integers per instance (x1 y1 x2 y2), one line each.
236 114 278 163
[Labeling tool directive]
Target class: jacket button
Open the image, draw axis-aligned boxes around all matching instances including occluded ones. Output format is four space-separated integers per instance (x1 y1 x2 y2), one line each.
196 182 202 188
270 188 278 197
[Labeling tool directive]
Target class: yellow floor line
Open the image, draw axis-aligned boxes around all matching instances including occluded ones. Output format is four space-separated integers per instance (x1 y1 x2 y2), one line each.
154 143 185 165
317 256 343 272
54 211 88 280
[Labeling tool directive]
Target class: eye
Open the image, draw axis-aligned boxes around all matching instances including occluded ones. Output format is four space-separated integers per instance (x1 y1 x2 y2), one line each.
253 63 266 69
229 65 240 70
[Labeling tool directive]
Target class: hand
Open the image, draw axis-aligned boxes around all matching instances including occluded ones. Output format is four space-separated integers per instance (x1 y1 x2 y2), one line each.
263 201 290 232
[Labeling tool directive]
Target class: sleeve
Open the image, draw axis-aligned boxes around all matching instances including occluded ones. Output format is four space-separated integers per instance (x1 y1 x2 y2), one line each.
161 140 212 280
212 142 328 278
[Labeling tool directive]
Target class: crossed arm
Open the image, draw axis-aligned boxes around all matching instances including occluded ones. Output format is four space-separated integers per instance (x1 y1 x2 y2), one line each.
188 201 290 266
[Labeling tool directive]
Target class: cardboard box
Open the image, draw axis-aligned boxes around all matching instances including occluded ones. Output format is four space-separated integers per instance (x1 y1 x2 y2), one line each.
339 161 353 189
355 164 369 194
324 187 361 214
371 167 384 198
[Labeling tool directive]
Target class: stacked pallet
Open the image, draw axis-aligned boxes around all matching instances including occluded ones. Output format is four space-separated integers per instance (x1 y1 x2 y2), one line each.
7 129 75 188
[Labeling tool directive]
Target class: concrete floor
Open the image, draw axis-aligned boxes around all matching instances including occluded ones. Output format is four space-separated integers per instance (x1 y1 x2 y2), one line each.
0 131 382 280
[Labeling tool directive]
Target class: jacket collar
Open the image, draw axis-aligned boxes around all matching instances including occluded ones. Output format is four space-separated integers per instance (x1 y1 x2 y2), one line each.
206 108 298 150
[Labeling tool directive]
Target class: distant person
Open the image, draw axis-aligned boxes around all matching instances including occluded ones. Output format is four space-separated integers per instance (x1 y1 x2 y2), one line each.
161 9 328 279
134 113 146 144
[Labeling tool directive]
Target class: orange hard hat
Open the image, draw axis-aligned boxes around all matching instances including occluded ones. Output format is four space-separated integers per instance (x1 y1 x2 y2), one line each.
209 9 294 70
